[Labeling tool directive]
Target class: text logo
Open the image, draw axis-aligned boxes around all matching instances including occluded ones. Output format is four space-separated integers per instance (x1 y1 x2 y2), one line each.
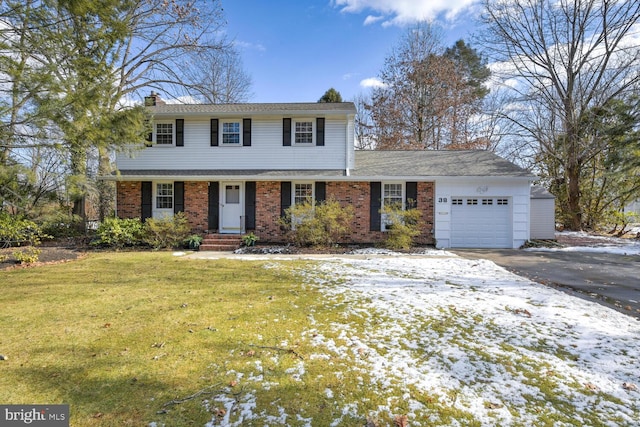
1 405 69 426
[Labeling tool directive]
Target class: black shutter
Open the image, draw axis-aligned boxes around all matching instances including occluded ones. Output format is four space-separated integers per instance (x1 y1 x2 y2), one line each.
210 119 219 146
208 182 219 231
141 181 152 221
175 119 184 146
243 118 252 147
316 118 325 146
315 182 326 204
245 181 256 230
283 118 291 146
280 182 291 217
145 121 152 145
370 182 381 231
174 181 184 214
406 182 418 209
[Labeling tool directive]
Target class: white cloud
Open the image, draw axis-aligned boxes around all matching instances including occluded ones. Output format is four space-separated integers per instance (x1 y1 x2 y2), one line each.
333 0 480 26
342 72 360 80
360 77 386 89
234 40 266 52
165 95 202 105
363 15 385 25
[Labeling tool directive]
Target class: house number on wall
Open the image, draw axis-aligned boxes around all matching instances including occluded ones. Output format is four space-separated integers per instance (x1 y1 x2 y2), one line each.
438 197 448 203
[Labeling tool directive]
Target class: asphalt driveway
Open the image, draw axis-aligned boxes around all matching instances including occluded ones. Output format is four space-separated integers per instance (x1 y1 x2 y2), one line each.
453 249 640 319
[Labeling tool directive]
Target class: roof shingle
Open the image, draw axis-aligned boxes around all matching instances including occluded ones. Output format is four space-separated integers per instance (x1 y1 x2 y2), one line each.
149 102 356 116
352 150 534 178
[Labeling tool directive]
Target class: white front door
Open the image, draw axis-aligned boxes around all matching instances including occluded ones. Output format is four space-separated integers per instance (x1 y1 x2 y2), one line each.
221 183 243 234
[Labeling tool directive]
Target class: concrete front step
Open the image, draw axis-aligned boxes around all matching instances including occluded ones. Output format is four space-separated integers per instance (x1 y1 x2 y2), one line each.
200 234 242 251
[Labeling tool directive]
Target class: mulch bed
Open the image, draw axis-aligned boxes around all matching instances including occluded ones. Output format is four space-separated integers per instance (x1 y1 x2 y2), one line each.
3 232 635 270
1 245 84 270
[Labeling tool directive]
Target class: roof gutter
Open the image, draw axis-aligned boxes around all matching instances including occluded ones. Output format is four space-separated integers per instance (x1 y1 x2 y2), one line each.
102 173 536 182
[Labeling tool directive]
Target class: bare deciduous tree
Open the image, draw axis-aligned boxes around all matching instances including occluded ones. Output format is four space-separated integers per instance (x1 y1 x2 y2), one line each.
180 46 253 103
480 0 640 230
353 92 376 150
369 22 491 150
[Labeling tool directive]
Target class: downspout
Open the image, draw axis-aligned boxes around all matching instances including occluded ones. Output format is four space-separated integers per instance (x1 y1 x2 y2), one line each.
345 114 353 176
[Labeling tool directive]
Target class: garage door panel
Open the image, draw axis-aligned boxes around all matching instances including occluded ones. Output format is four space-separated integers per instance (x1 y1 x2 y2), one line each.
451 197 511 248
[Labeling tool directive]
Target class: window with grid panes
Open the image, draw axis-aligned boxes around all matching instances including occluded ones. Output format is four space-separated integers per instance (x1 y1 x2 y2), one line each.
383 183 403 208
156 123 173 145
294 183 313 205
222 122 240 144
294 121 313 143
156 183 173 209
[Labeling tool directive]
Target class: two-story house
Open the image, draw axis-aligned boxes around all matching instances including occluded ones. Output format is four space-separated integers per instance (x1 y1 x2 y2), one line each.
110 94 535 248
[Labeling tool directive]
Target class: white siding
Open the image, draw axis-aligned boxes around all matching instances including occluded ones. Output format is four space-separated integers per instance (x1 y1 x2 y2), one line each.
116 117 350 171
530 198 556 239
434 179 531 249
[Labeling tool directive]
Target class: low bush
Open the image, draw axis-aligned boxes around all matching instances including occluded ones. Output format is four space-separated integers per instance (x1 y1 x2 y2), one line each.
0 211 47 247
380 203 423 250
241 232 259 247
184 234 203 250
12 247 42 264
281 198 354 247
92 217 145 248
143 212 191 250
40 212 86 238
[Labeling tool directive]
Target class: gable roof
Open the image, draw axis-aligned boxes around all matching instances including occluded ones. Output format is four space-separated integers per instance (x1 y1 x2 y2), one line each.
148 102 356 117
351 150 534 179
531 185 555 199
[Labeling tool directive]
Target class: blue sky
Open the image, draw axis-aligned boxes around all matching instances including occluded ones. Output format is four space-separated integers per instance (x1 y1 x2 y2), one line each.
221 0 483 103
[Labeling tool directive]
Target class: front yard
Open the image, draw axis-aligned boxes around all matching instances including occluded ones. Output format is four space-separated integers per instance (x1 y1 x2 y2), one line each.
1 252 638 426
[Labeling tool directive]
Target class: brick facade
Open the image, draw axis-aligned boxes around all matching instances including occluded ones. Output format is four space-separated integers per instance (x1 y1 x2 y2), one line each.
255 181 283 241
184 181 208 231
116 180 435 245
116 181 141 219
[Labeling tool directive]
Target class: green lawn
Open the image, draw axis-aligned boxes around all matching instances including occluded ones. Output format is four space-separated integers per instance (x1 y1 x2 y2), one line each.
2 252 637 426
0 252 352 426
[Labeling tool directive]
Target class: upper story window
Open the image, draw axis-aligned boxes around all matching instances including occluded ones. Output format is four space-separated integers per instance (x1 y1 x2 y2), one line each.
211 118 250 147
222 121 241 144
155 123 174 145
156 183 173 209
295 121 314 144
283 118 324 146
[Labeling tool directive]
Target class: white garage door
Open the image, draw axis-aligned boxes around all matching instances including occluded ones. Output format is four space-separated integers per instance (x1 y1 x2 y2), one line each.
451 197 512 248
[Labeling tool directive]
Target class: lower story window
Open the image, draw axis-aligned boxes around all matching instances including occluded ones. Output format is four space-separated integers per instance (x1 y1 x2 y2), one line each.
294 183 313 205
156 183 173 209
383 183 403 208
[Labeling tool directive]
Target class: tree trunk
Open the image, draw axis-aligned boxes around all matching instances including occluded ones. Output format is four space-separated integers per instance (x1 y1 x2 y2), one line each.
566 162 582 230
97 146 114 221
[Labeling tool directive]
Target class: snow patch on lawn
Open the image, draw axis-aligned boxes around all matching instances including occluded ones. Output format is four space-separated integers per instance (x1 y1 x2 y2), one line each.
202 254 640 426
529 231 640 255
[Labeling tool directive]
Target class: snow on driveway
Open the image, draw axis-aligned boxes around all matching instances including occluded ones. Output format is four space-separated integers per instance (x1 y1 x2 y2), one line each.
304 253 639 425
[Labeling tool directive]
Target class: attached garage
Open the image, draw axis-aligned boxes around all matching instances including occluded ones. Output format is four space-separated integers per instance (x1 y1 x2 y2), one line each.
351 150 536 249
450 197 512 248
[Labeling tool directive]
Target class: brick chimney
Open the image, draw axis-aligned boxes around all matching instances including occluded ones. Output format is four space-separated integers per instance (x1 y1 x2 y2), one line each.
144 91 165 106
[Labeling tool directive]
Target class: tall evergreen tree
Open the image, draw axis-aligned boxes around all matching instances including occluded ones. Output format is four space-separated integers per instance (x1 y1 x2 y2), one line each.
318 88 343 103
